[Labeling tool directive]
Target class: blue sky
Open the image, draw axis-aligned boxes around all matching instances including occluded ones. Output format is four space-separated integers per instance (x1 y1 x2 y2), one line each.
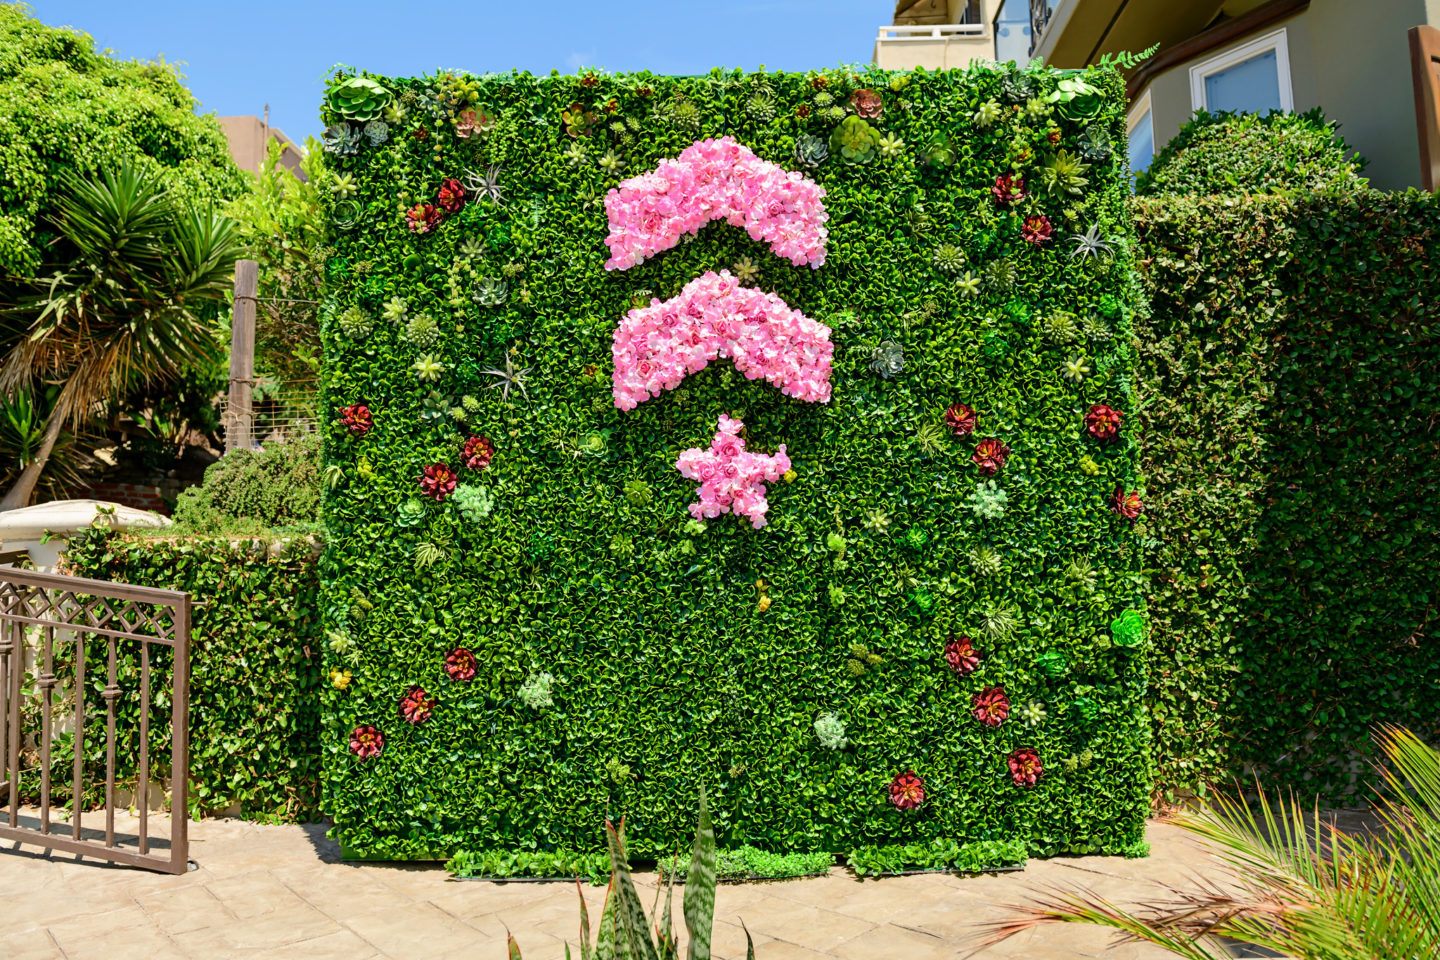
27 1 887 143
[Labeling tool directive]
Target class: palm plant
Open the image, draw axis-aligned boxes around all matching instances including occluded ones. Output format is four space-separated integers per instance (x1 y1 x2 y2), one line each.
982 726 1440 959
507 789 754 959
0 163 241 508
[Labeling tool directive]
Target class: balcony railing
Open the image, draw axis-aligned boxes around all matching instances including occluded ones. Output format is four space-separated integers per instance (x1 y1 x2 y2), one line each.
876 22 987 43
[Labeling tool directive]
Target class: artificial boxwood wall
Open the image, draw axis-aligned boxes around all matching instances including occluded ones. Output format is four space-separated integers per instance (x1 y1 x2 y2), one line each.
318 63 1149 859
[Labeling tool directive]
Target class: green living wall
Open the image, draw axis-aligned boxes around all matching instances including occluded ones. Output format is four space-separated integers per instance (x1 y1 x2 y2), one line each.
1135 193 1440 800
319 63 1149 860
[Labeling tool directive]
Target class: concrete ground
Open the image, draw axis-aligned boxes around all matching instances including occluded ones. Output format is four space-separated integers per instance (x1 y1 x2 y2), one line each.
0 815 1225 960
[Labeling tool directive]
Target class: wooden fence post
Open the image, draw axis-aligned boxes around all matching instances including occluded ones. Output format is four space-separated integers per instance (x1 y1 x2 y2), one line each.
226 260 259 454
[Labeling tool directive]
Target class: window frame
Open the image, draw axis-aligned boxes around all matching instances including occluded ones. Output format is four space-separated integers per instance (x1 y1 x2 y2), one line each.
1127 88 1155 174
1188 27 1294 114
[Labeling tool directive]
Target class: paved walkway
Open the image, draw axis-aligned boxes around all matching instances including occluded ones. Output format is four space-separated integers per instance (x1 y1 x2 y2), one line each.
1 816 1223 960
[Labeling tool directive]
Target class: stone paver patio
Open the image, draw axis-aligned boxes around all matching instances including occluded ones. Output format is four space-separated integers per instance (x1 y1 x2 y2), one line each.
0 815 1223 960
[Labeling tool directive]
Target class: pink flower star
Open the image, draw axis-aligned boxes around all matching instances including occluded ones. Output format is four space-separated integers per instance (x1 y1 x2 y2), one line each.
675 415 791 529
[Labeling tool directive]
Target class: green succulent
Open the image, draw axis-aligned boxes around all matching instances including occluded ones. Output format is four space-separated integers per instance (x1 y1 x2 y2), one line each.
1111 609 1146 648
562 141 587 166
518 672 554 710
746 87 777 121
1001 71 1036 103
970 546 1003 577
598 149 624 174
933 243 966 274
669 97 700 130
1025 96 1051 119
404 313 442 349
414 354 446 382
472 277 508 307
813 90 836 109
622 479 652 507
1044 310 1082 344
321 123 362 157
972 99 1002 127
461 394 482 415
969 480 1008 519
846 642 883 676
869 340 905 378
381 296 407 323
829 116 880 164
985 259 1018 292
1062 355 1093 383
1077 124 1112 161
415 541 446 570
915 421 947 454
1069 696 1100 725
900 525 927 551
1036 650 1069 679
732 256 760 285
955 271 981 297
818 105 847 123
877 132 905 157
921 131 955 168
1047 76 1103 121
337 305 373 340
1064 557 1098 593
1017 701 1046 726
396 499 425 528
814 713 848 750
794 133 829 167
453 485 494 523
980 605 1020 642
327 76 393 123
1038 150 1091 196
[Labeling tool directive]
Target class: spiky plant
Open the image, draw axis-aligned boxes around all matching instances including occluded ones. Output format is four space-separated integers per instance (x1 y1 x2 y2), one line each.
978 604 1019 641
505 789 752 960
932 243 966 274
984 726 1440 960
1038 150 1090 196
404 312 442 348
480 350 531 403
1070 225 1115 260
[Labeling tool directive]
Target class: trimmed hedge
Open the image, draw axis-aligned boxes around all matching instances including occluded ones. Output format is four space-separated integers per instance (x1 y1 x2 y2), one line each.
61 527 324 820
319 64 1149 860
1134 192 1440 800
1136 109 1367 197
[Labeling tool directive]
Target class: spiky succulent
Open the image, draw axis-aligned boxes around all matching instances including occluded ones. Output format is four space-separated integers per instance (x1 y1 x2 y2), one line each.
1070 224 1115 259
598 150 624 173
877 132 906 157
915 421 947 455
829 116 880 164
732 256 760 285
337 305 373 340
869 340 905 379
746 87 777 121
480 351 531 402
932 243 966 274
1065 556 1098 594
814 713 848 750
327 76 392 122
969 480 1009 519
979 604 1020 642
462 165 504 206
414 354 446 382
321 123 362 156
415 541 446 570
381 296 407 323
1044 311 1082 345
404 313 442 348
969 546 1003 577
985 259 1018 292
955 271 981 297
813 89 836 109
1062 355 1093 383
669 97 700 130
1038 150 1091 196
972 99 1002 127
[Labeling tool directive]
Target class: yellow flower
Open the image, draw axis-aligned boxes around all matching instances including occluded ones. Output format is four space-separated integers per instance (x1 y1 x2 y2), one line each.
782 469 797 484
756 595 772 613
330 669 352 690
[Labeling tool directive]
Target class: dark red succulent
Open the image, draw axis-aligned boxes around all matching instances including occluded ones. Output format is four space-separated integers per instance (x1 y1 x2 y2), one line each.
398 685 436 724
413 126 430 141
349 724 384 760
581 73 599 88
992 173 1026 207
339 403 373 436
1084 404 1123 442
419 463 458 501
850 88 883 118
944 402 977 437
811 75 829 90
406 203 442 234
1046 129 1062 144
1022 214 1054 246
462 435 495 471
795 104 812 119
445 648 477 683
437 178 467 213
888 770 926 810
1111 486 1144 521
944 635 981 676
972 686 1011 727
1008 747 1043 787
972 438 1012 476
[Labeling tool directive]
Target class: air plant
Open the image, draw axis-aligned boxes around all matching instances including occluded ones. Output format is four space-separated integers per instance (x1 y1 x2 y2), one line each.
979 604 1020 641
480 350 531 402
461 165 504 206
1070 224 1116 259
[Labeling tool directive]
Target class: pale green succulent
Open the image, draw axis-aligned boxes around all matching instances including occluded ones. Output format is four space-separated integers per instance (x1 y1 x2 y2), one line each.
933 243 966 274
1044 311 1082 345
1025 96 1051 118
972 99 1002 127
732 256 760 285
969 480 1008 519
472 277 508 307
877 132 906 157
327 76 392 123
337 305 373 340
1017 701 1047 726
915 421 947 455
1038 150 1091 196
330 172 357 198
979 604 1019 642
969 546 1003 577
670 97 701 130
598 149 624 174
1062 355 1093 383
869 340 905 379
381 296 407 322
1065 556 1098 594
414 354 446 381
518 672 554 710
396 499 425 528
955 271 982 297
453 485 494 523
747 87 777 121
814 713 848 750
829 115 880 164
827 584 846 607
404 312 442 348
562 141 587 166
795 133 829 167
362 120 389 145
985 259 1018 292
623 479 652 507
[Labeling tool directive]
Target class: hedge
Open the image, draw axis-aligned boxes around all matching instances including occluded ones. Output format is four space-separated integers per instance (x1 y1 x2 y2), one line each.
60 527 324 820
1134 191 1440 800
318 63 1149 861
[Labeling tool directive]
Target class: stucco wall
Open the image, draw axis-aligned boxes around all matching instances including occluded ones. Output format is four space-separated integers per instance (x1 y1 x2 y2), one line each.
1134 0 1433 189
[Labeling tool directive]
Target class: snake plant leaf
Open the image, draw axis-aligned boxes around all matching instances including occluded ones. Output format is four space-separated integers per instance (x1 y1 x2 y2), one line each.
743 920 755 960
507 930 523 960
683 788 718 960
658 867 678 960
604 820 660 960
576 879 594 960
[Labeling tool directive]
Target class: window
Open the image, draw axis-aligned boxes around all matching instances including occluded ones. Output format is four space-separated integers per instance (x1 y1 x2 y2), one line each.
1128 90 1154 176
1189 28 1293 114
993 0 1032 65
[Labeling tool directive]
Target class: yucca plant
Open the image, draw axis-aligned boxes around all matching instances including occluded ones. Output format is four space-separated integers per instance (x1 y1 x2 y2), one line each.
982 726 1440 959
507 789 753 960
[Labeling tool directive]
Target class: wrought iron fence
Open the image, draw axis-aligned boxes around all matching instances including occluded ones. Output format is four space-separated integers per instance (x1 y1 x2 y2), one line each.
0 566 191 874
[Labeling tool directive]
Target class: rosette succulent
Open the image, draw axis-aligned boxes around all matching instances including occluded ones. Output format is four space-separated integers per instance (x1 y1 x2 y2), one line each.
814 713 848 750
889 771 926 810
869 340 905 378
1111 609 1146 648
327 76 393 123
1085 403 1123 442
945 402 977 436
398 685 436 724
1022 214 1054 245
992 173 1026 207
462 435 495 471
922 131 955 168
1008 747 1043 787
445 647 478 682
349 725 384 760
338 403 373 436
973 686 1011 727
945 635 981 675
972 438 1012 476
850 88 883 118
830 116 881 163
452 485 493 522
933 243 966 274
419 463 458 501
322 123 362 157
1111 485 1144 520
1036 650 1069 679
794 133 829 167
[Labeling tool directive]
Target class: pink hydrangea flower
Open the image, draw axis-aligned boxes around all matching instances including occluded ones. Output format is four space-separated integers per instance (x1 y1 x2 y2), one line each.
603 137 829 271
675 414 791 529
611 270 833 411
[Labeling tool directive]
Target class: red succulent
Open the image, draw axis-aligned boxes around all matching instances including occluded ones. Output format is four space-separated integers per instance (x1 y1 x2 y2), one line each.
944 402 977 437
437 178 467 213
972 438 1012 476
992 173 1026 207
972 686 1011 727
1022 214 1054 246
795 104 812 119
419 463 458 501
944 635 981 676
811 75 829 90
349 724 384 760
850 88 883 118
1008 747 1043 787
1111 486 1144 521
445 648 477 682
339 403 373 436
406 203 442 234
413 127 429 141
399 685 436 724
1046 129 1062 144
1084 404 1123 442
888 770 926 810
462 435 495 471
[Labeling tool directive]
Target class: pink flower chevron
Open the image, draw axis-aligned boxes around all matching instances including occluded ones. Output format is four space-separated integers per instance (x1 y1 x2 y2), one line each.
611 270 833 411
602 136 828 271
675 415 792 529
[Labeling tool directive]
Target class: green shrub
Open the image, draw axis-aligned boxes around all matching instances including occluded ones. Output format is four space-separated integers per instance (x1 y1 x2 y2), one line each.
319 64 1147 860
60 526 324 819
447 848 613 884
1134 191 1440 801
1136 109 1367 197
172 432 322 533
847 838 1029 877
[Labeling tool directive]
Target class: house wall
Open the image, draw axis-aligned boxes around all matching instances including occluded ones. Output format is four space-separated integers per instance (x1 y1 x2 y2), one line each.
218 116 306 179
1134 0 1434 189
874 0 1003 69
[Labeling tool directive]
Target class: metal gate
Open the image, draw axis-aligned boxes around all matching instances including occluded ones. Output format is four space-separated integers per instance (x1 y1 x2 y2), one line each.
0 566 190 874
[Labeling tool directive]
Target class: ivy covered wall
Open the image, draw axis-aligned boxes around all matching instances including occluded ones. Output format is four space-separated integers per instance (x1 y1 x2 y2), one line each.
318 64 1149 860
